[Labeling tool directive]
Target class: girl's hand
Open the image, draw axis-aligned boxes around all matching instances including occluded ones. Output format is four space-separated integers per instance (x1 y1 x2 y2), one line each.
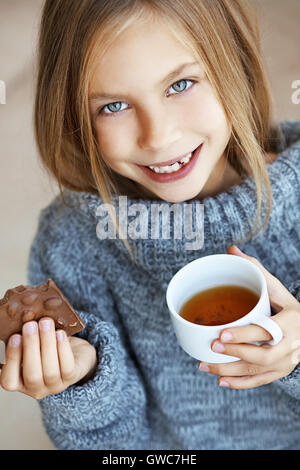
198 245 300 389
0 317 97 399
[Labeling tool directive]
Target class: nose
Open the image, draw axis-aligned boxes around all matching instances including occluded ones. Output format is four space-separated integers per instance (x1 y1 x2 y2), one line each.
137 106 182 152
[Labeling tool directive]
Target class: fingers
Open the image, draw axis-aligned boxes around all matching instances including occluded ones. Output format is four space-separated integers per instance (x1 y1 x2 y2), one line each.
55 330 76 381
219 325 273 343
217 371 281 389
22 321 45 392
0 334 24 392
199 359 266 377
39 318 62 387
199 354 294 389
1 318 76 398
197 305 300 389
210 312 298 366
39 318 76 384
198 328 296 390
32 318 76 387
210 336 290 366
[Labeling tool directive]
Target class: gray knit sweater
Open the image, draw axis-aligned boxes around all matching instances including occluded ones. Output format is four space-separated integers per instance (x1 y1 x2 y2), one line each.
27 121 300 450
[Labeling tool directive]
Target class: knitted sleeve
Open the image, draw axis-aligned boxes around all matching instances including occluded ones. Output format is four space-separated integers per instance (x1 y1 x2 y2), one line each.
36 310 149 450
26 207 150 450
276 280 300 400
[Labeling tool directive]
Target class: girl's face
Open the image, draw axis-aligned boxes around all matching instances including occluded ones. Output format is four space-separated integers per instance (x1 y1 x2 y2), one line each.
89 18 240 202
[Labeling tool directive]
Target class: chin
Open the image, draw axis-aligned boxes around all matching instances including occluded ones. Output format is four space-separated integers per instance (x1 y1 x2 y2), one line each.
156 189 202 204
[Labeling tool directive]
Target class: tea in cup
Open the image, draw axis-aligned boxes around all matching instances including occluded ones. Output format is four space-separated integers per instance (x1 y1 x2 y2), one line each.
166 254 283 363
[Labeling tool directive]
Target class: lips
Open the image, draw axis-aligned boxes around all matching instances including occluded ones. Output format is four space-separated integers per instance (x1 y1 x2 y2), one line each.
137 143 203 183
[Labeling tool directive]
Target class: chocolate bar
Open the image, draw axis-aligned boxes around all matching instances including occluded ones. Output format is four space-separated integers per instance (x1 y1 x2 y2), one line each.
0 278 85 346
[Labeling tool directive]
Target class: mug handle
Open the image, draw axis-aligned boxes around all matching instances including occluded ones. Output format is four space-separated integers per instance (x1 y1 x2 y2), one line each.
251 315 283 346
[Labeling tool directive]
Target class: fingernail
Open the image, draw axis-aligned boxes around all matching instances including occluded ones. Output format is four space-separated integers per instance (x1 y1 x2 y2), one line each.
221 331 232 342
23 322 37 335
199 363 210 372
233 245 243 255
39 319 52 332
56 330 65 342
10 335 21 347
212 341 225 353
219 380 230 388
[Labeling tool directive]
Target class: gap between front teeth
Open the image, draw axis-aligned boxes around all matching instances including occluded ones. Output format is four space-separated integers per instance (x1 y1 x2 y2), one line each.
148 152 193 173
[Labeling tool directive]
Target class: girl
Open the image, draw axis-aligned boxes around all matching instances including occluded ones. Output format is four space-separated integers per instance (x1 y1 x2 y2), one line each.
1 0 300 450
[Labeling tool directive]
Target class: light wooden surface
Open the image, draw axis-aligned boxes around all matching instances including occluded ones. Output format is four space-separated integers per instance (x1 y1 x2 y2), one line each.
0 0 299 450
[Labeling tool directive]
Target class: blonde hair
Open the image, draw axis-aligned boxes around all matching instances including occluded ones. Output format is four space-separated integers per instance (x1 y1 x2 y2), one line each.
34 0 279 258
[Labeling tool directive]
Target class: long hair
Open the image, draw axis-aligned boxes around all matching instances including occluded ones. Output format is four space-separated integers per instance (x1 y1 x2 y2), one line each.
34 0 279 258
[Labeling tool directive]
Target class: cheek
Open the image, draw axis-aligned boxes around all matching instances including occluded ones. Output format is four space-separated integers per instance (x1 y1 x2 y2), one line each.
94 121 129 162
186 82 230 136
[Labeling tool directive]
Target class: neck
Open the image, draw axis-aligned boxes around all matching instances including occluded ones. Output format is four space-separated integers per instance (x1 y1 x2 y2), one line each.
197 156 242 200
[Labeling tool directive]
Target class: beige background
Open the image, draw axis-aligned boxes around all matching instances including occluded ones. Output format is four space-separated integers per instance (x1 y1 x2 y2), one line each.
0 0 299 450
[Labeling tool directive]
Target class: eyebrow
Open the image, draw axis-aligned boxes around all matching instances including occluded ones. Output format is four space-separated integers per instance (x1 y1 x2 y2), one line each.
88 61 200 102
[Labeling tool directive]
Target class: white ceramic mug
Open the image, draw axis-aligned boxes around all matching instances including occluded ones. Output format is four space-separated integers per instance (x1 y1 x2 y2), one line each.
166 254 283 363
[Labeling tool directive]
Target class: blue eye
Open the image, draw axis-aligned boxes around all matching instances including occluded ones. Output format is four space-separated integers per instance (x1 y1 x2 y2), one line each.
168 79 194 95
100 101 129 115
98 78 195 116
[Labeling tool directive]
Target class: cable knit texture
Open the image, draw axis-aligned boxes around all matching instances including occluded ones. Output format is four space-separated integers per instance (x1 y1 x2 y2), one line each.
27 121 300 450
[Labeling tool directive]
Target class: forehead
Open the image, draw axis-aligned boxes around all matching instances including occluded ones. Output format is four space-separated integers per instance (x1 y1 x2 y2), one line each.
89 18 198 95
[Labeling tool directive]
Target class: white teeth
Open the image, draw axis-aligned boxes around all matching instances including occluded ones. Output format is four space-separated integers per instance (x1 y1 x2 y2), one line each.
164 162 180 172
180 152 192 164
148 152 193 174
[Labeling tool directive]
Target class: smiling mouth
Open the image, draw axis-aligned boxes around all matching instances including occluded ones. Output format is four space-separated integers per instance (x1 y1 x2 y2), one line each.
137 143 203 183
143 148 199 174
147 153 193 174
